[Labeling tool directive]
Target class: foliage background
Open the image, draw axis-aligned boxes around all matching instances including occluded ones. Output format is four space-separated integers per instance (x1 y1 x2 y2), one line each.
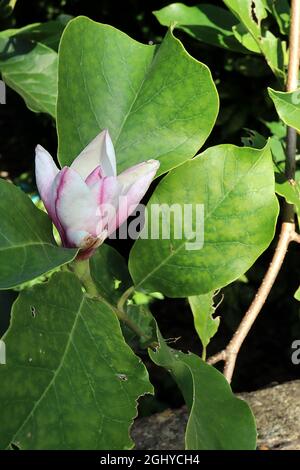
0 0 299 414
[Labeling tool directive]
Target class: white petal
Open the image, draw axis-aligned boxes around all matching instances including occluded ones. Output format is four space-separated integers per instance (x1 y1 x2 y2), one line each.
55 167 100 247
107 159 160 235
71 129 117 180
35 144 59 208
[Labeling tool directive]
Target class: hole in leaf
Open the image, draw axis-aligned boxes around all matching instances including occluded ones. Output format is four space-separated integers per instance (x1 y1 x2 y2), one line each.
116 373 128 381
114 278 121 290
30 306 36 318
250 1 259 24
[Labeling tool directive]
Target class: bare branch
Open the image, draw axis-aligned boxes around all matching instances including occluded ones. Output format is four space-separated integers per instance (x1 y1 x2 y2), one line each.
291 231 300 243
207 350 226 365
222 223 294 382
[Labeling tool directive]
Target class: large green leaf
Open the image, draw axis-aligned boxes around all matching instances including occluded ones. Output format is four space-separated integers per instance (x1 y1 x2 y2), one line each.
0 272 153 450
294 286 300 301
223 0 286 81
57 17 219 175
0 179 76 289
188 292 220 359
149 329 256 450
129 143 279 297
0 36 57 117
268 88 300 132
153 3 248 53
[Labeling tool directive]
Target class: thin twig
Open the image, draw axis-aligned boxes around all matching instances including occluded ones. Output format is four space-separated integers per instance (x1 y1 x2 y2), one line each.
117 286 135 313
207 350 226 365
207 1 300 382
285 0 300 221
207 224 300 380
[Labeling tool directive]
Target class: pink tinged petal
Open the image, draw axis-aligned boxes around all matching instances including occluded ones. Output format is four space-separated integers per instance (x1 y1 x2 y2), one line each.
107 159 160 235
70 129 117 180
90 176 120 235
35 146 67 245
47 169 69 246
93 176 120 206
35 144 59 208
55 167 100 248
85 165 103 187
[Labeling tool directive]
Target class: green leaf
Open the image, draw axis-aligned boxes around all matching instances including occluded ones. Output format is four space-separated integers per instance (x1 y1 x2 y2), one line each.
274 168 300 217
223 0 286 81
294 286 300 301
0 37 57 117
266 0 290 35
188 292 220 358
0 179 76 290
264 120 286 140
57 17 219 175
232 23 261 53
268 88 300 132
129 143 279 297
123 303 156 349
0 0 17 18
223 0 267 37
3 15 72 51
0 272 153 450
90 244 132 304
89 245 155 347
241 128 267 148
153 3 248 53
149 329 256 450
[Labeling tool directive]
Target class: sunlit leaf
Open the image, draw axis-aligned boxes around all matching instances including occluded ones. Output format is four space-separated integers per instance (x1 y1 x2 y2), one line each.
57 17 219 175
129 143 279 297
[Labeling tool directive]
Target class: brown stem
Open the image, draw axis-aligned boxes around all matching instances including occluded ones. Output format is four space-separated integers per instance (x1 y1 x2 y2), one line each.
207 350 226 365
207 2 300 382
287 0 300 93
207 223 296 378
285 0 300 222
291 231 300 243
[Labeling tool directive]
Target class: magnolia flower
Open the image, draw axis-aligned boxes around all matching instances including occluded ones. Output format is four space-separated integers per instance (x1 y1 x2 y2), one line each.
35 129 160 259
